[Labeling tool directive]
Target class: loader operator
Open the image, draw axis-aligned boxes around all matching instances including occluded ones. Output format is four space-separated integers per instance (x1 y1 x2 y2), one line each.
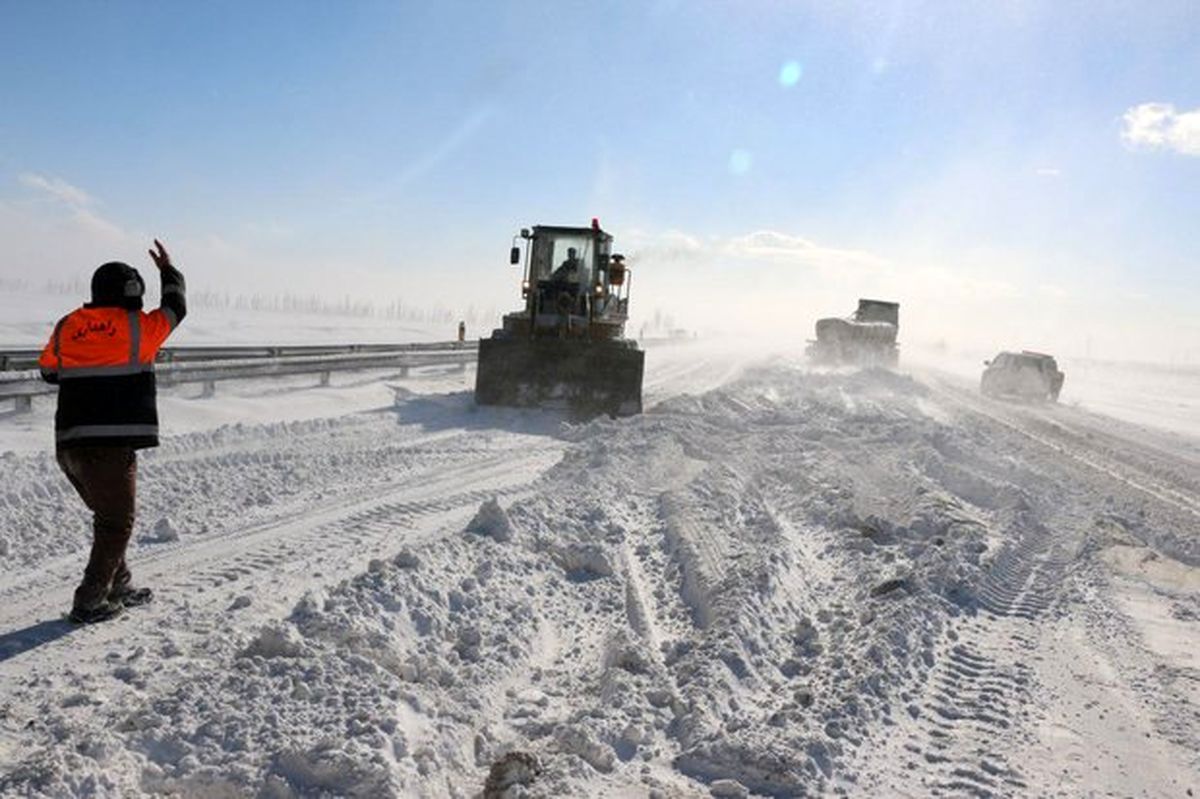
38 240 187 624
546 247 588 317
551 247 583 284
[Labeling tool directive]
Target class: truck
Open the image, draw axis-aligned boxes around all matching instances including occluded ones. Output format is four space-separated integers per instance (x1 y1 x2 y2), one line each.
806 299 900 367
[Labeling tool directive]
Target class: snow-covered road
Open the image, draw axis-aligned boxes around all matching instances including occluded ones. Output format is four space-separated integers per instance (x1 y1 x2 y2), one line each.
1 350 1197 797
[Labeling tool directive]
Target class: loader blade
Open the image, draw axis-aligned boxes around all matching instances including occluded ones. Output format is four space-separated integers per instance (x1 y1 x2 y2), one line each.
475 337 644 418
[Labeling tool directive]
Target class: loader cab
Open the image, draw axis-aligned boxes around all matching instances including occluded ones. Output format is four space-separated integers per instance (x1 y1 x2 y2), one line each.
523 225 612 295
511 223 625 331
533 235 597 288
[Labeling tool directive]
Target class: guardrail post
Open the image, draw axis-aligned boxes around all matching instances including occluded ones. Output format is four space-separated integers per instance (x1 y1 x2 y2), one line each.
319 371 331 387
14 396 32 413
200 380 216 398
399 365 410 378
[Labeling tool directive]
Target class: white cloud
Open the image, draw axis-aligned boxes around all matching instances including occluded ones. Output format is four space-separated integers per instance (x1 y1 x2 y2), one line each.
624 228 889 276
0 174 140 280
72 207 133 243
724 230 889 271
623 229 705 264
19 173 94 207
1121 103 1200 156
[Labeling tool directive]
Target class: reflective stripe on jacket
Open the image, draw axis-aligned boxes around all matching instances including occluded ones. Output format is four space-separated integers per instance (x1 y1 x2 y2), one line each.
39 267 185 449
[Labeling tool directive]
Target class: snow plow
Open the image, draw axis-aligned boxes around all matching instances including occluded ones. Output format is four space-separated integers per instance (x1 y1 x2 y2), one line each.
475 220 644 417
981 350 1064 402
806 299 900 367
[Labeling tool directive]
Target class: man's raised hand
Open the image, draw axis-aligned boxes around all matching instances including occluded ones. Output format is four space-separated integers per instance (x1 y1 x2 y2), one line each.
148 239 172 271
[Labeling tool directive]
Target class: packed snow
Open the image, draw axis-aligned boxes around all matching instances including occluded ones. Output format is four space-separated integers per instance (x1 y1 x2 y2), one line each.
0 305 1198 797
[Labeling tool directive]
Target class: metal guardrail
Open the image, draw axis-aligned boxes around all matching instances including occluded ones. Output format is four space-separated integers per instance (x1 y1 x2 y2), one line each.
0 336 688 412
0 342 478 412
0 341 474 372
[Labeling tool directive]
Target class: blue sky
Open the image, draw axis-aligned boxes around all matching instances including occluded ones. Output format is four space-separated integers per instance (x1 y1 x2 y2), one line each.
1 1 1197 357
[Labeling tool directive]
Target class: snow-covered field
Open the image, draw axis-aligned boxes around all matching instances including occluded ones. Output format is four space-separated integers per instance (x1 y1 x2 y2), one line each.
0 288 460 349
1 307 1198 797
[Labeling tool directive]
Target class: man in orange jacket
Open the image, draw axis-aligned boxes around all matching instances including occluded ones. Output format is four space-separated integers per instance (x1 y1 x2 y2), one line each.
39 240 187 623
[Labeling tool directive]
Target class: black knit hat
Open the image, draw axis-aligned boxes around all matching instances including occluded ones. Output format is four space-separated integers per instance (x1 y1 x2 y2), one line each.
90 261 145 310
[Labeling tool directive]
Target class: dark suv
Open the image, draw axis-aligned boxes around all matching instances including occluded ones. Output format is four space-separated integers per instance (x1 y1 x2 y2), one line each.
981 351 1065 402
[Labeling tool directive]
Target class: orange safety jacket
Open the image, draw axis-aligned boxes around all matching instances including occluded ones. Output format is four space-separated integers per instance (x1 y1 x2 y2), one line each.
39 266 186 449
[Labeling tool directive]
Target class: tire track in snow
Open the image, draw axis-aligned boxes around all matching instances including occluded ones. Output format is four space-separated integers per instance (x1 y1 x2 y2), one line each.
928 378 1200 522
0 417 531 579
188 475 549 595
899 517 1068 797
642 348 747 408
176 488 520 593
0 450 558 776
838 383 1082 796
0 437 557 605
878 375 1191 798
0 447 559 638
657 491 730 630
617 496 709 669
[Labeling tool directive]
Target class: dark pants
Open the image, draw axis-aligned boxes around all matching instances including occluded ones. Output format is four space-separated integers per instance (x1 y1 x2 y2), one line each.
56 446 137 610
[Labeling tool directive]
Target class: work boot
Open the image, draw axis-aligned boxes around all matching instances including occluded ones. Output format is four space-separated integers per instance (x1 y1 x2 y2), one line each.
110 585 153 607
108 564 152 607
68 600 124 625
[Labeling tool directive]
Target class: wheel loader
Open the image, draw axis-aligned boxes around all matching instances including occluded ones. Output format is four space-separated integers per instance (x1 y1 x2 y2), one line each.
475 219 644 417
